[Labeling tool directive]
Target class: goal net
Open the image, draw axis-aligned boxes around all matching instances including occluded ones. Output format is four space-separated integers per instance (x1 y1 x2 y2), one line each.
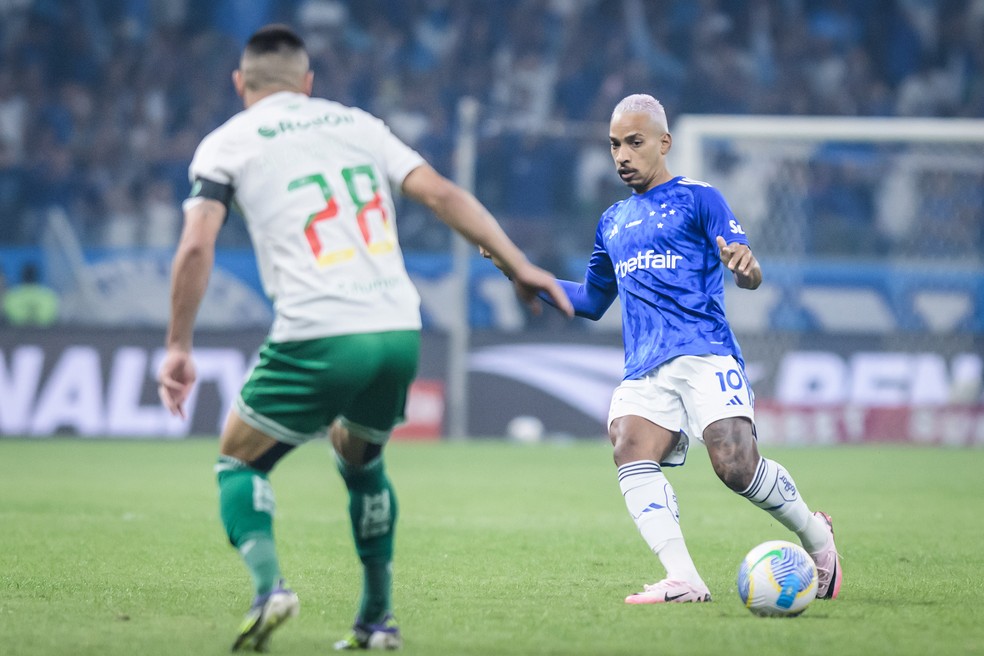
672 115 984 264
670 115 984 444
669 115 984 338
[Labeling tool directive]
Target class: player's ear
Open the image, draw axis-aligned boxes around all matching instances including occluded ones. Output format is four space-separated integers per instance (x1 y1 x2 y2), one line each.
302 70 314 96
661 132 672 154
232 70 246 98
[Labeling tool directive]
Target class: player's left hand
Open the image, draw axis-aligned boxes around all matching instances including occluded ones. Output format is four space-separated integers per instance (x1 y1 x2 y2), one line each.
717 235 755 274
716 236 762 289
158 349 197 419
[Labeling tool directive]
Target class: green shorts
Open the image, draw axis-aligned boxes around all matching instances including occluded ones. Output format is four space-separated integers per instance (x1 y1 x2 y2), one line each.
235 330 420 445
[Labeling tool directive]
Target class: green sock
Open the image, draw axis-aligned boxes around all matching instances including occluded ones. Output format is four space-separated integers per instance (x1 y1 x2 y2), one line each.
216 456 282 596
336 454 398 623
239 536 281 597
359 561 393 624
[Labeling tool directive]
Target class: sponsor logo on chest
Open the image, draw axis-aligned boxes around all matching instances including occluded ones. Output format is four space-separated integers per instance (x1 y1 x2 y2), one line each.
614 249 683 278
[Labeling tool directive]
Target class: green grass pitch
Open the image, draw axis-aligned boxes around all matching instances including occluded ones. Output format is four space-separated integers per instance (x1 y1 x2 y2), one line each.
1 438 982 655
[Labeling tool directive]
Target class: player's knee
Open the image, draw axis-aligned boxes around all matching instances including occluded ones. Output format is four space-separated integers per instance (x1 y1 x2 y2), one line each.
332 418 387 466
610 419 677 465
704 419 758 491
610 425 641 464
248 442 295 473
712 458 755 492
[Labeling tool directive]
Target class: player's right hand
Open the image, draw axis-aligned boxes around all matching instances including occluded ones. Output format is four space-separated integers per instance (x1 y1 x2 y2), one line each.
480 246 573 317
158 349 197 419
510 262 574 318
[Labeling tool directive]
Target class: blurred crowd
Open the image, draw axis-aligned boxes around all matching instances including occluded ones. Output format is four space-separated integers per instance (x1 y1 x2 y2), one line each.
0 0 982 256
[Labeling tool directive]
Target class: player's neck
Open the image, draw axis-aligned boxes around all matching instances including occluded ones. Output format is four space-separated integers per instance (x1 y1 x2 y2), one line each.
636 170 674 194
243 86 306 108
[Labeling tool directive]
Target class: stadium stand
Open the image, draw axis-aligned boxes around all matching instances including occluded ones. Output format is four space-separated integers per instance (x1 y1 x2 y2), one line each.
0 0 981 255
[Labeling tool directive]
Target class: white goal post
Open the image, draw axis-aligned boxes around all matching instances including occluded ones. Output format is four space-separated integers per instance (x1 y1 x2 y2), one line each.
674 115 984 197
674 115 984 172
672 114 984 261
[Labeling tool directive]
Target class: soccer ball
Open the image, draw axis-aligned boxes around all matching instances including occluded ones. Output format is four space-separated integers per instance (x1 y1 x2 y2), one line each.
737 540 818 617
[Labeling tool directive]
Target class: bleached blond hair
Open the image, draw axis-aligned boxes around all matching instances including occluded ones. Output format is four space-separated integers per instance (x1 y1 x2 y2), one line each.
612 94 669 132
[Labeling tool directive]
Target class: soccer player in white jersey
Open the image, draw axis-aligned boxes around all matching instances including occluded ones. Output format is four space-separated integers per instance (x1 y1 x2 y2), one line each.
157 24 572 652
515 94 842 604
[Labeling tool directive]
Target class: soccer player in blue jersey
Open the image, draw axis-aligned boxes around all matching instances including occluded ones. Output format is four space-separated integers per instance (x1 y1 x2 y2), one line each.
498 94 842 604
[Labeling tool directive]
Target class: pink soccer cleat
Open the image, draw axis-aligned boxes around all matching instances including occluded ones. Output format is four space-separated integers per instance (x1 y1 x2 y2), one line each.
809 511 843 599
625 579 712 604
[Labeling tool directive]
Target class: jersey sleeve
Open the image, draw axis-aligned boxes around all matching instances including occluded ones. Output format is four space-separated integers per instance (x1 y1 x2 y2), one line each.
560 277 617 320
365 110 426 187
540 206 619 319
183 127 241 212
584 207 619 294
695 185 750 246
188 127 241 188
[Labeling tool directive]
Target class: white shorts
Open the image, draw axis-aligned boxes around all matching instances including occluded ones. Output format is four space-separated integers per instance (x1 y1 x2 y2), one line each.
607 354 755 466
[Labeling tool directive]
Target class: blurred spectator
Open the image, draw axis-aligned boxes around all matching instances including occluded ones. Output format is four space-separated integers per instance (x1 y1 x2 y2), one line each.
492 42 558 129
0 138 25 241
101 183 140 247
622 0 687 107
142 178 182 248
3 261 59 327
23 137 90 242
895 59 964 116
680 2 758 114
0 266 6 325
0 70 27 160
501 132 564 218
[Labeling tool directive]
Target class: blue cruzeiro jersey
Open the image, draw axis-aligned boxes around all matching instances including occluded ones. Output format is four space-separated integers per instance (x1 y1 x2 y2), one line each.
583 176 750 380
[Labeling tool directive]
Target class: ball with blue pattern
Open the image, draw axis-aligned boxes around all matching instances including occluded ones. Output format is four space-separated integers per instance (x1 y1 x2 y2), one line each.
737 540 818 617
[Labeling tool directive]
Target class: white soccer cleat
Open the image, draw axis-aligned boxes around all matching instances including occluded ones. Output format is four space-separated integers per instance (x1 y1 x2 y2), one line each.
334 613 402 650
231 583 300 652
624 579 712 604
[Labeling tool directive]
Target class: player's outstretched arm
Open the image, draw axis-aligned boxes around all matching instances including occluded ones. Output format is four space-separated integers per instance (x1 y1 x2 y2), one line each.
403 164 573 317
159 198 226 418
716 235 762 290
480 251 616 321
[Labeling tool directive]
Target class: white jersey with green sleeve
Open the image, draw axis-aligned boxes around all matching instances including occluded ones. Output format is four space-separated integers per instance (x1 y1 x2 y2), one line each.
187 91 426 342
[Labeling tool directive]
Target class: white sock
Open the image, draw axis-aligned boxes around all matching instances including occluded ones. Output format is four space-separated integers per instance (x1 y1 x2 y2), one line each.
740 457 828 552
618 460 703 585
